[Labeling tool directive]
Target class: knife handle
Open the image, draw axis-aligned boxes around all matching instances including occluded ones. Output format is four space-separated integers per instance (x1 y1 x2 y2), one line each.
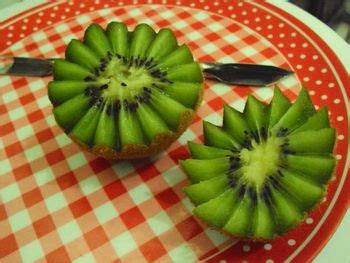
0 56 53 76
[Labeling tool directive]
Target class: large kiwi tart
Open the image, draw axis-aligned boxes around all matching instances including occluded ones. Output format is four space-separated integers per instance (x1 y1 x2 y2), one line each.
48 22 204 159
180 86 336 239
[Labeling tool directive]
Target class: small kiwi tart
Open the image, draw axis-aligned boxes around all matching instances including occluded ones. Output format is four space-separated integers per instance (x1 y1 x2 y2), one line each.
48 22 204 159
180 86 336 240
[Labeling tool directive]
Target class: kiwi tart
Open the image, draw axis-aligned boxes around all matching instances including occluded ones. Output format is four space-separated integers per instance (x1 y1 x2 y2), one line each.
180 86 336 239
48 22 203 159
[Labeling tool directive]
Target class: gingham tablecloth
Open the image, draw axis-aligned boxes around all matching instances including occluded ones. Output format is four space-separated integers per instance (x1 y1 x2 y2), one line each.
1 1 349 262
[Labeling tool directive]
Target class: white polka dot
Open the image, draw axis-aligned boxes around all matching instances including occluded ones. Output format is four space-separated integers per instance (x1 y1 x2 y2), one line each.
256 26 262 31
302 42 308 47
266 259 274 263
264 244 272 250
227 6 233 10
252 8 257 12
306 218 313 224
204 5 209 10
315 105 319 110
6 41 12 46
323 196 328 202
331 176 336 181
288 239 296 246
65 7 70 12
61 15 66 19
199 0 204 2
75 10 80 15
336 154 342 160
36 19 41 23
214 1 219 6
300 54 306 59
176 1 181 5
21 25 27 30
312 55 319 60
244 20 249 24
308 90 315 95
53 6 59 10
321 68 328 73
47 21 52 25
336 135 344 141
337 116 344 121
304 77 310 82
23 18 29 23
316 80 322 85
89 6 95 10
69 1 74 5
243 244 251 252
94 0 100 3
33 27 38 31
104 3 110 7
296 64 302 69
242 11 247 15
267 34 273 39
290 43 296 48
328 83 335 88
278 43 284 48
20 33 25 37
38 11 44 16
80 3 85 7
218 9 223 13
9 25 14 30
267 25 273 29
309 66 315 71
266 15 271 19
255 17 260 22
50 13 56 17
8 33 13 37
190 2 195 7
279 33 285 38
147 0 152 3
291 32 297 37
219 260 227 263
288 53 294 58
321 95 327 100
238 2 243 7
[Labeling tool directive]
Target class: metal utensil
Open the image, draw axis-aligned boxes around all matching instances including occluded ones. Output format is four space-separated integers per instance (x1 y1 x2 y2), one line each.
0 56 293 86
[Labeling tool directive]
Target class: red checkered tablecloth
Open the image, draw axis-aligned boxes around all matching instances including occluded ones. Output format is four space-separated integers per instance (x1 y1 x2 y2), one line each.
1 1 349 262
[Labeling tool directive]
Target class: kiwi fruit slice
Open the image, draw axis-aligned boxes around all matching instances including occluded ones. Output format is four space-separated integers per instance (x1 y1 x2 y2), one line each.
48 22 204 159
180 86 336 239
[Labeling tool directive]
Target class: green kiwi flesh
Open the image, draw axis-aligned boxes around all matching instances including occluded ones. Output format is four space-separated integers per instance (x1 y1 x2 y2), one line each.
48 22 204 159
180 86 336 240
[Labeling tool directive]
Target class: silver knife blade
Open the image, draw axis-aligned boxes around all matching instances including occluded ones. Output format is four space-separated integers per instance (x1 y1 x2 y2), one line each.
0 56 293 86
201 62 294 86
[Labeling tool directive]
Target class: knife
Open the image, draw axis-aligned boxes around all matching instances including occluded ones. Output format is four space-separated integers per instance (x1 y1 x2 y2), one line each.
0 56 293 86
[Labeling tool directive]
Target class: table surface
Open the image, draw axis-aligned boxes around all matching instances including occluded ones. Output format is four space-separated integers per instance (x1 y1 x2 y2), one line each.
1 1 349 262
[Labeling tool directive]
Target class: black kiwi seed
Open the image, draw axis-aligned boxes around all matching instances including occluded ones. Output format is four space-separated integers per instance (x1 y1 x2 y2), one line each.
248 186 258 204
100 84 108 90
84 76 95 82
106 104 112 116
107 51 112 60
121 82 127 87
238 184 246 197
262 185 272 203
143 87 152 93
228 176 237 188
85 86 99 96
116 54 121 59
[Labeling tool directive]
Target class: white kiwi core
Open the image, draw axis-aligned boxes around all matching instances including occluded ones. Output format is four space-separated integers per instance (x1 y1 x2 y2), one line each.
239 136 283 190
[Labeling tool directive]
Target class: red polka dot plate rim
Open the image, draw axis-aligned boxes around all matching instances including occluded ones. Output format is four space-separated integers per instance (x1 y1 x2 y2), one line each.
0 1 348 263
